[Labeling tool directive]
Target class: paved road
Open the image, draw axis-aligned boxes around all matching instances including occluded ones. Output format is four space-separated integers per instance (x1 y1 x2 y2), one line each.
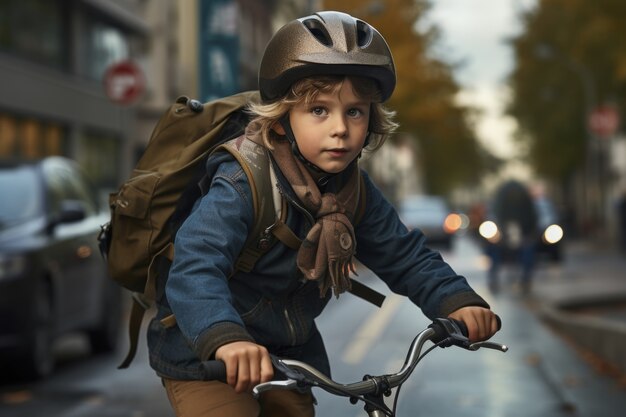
314 236 626 416
1 235 625 416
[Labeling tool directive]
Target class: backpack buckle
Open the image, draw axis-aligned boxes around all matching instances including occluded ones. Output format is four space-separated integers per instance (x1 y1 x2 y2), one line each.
258 223 278 251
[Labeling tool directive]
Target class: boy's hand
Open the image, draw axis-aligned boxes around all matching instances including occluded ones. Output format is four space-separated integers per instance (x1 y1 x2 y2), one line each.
215 341 274 393
448 306 499 342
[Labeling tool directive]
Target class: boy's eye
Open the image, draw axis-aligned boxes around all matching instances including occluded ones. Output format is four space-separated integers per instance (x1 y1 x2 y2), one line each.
311 107 327 116
347 108 363 118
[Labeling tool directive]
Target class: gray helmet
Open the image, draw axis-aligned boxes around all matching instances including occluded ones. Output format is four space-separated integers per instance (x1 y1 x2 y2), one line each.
259 11 396 103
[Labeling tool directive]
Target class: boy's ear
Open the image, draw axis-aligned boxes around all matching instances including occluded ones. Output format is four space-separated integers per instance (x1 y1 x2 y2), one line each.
271 122 286 135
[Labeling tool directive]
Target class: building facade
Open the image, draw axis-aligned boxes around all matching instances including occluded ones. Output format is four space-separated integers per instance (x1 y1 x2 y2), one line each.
133 0 314 165
0 0 149 205
0 0 312 204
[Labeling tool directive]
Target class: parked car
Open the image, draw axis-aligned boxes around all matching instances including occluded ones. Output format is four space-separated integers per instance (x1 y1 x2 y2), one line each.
0 157 120 379
399 195 462 250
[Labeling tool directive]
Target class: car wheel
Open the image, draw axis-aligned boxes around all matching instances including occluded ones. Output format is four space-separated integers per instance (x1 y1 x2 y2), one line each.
88 283 122 353
22 279 55 379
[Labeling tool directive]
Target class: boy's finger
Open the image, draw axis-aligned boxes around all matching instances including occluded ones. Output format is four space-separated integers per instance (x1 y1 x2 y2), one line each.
248 354 261 388
465 315 479 342
235 358 250 393
480 312 492 340
260 352 274 383
491 314 500 334
225 358 238 388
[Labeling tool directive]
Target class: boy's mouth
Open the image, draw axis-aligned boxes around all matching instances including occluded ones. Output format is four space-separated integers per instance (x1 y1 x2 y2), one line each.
325 148 349 156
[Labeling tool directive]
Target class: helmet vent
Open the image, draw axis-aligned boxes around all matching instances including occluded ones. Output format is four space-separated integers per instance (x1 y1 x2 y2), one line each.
302 18 333 47
356 20 373 48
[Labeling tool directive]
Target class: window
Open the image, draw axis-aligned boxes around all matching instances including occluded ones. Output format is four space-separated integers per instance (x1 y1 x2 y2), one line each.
0 0 66 68
80 17 129 81
0 114 68 160
43 159 98 217
0 165 42 225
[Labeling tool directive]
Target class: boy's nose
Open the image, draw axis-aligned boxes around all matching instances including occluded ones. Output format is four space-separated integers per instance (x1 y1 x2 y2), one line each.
331 116 348 138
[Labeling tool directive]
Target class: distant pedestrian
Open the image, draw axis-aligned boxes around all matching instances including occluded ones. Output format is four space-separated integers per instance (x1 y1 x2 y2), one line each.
485 180 538 294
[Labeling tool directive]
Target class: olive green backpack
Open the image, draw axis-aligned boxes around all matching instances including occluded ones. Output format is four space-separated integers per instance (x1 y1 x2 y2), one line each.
98 90 384 369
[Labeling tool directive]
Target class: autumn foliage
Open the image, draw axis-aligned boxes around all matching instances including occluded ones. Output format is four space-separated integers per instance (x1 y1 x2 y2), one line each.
322 0 487 194
508 0 626 182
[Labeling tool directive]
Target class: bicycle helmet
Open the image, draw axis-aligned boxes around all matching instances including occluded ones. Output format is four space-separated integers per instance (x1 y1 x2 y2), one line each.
259 11 396 102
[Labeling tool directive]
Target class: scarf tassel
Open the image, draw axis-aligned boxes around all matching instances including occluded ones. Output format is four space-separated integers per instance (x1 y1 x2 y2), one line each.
320 258 358 298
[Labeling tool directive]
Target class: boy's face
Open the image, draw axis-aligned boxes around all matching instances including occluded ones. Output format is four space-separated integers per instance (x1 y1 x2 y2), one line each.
286 79 370 174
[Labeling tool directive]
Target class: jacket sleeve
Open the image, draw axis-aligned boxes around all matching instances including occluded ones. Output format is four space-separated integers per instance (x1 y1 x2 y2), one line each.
165 154 256 361
354 171 489 318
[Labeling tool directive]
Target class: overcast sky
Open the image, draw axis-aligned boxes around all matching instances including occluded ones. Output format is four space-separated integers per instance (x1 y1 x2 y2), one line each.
425 0 536 162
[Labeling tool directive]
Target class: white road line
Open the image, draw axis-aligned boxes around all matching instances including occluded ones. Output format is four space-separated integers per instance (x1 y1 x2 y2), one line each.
341 293 405 365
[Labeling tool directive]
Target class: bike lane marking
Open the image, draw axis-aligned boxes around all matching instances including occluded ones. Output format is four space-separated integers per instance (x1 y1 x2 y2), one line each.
341 293 405 365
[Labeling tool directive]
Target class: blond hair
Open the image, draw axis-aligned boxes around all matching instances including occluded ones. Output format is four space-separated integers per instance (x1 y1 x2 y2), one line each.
246 75 398 152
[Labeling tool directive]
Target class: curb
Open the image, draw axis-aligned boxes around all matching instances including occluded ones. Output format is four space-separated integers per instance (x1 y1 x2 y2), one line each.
539 301 626 373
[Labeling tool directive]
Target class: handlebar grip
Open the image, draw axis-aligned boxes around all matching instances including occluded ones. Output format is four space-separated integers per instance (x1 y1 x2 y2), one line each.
450 318 468 337
451 314 502 338
200 360 227 382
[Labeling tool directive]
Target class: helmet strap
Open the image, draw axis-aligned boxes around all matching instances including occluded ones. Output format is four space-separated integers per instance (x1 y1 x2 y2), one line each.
279 114 331 176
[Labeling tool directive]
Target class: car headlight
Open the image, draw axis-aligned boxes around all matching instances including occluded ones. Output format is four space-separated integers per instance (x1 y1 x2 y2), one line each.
0 255 27 280
543 224 564 244
479 221 501 243
443 213 463 234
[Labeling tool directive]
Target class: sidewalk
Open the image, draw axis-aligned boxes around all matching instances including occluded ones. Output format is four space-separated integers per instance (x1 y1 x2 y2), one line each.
529 240 626 374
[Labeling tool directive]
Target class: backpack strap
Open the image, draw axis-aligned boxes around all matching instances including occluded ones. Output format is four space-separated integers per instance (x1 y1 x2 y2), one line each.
354 172 367 225
118 292 151 369
212 137 284 272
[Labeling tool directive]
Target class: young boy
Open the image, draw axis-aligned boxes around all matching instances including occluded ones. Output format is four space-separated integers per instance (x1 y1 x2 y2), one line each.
147 11 498 417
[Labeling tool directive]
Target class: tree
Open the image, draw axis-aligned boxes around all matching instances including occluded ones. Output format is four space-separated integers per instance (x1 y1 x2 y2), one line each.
508 0 626 182
322 0 488 194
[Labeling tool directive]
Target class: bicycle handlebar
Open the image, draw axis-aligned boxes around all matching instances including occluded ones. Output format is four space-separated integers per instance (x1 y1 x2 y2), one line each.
200 317 506 398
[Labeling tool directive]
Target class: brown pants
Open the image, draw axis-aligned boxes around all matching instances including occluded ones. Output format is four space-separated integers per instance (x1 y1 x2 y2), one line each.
163 378 315 417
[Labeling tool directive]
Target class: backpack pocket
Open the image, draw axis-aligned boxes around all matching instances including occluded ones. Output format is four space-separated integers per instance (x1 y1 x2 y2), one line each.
107 171 162 292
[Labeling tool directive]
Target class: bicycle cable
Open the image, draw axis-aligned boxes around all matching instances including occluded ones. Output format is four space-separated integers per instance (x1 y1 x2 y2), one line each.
313 378 394 417
391 341 444 416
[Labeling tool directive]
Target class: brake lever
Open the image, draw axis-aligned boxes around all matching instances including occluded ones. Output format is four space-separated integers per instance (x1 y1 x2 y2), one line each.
251 355 318 399
429 318 470 347
253 379 300 398
468 341 509 352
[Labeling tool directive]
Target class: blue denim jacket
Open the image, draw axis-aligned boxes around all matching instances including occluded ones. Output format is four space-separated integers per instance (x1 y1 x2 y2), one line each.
147 150 488 380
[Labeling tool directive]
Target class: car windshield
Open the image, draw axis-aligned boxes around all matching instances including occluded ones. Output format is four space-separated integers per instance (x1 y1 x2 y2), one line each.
401 197 448 222
534 198 558 227
0 166 42 227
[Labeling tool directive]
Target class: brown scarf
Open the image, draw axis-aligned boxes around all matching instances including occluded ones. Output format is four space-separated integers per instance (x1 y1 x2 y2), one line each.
269 139 360 298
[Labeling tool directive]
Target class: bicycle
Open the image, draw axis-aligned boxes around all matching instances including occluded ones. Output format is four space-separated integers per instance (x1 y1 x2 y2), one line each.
202 317 507 417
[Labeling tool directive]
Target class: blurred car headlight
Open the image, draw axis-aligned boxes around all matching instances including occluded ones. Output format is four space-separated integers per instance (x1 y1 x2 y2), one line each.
479 221 501 243
443 213 463 234
543 224 564 244
458 213 470 230
0 255 27 281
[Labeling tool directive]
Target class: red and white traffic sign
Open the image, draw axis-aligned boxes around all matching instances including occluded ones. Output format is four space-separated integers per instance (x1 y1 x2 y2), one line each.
588 105 620 139
103 60 145 105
